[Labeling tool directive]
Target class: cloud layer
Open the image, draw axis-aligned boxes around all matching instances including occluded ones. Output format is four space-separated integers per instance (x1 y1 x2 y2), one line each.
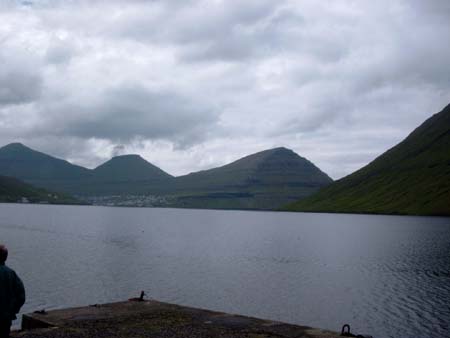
0 0 449 178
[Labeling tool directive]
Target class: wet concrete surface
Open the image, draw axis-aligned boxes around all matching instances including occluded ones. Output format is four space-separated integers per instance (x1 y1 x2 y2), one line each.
13 300 341 338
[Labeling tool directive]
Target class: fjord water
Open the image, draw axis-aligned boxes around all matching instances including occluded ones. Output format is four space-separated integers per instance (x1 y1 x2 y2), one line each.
1 204 449 338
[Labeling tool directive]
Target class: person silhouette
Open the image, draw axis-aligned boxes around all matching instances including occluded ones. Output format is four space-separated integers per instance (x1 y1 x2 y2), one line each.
0 245 25 338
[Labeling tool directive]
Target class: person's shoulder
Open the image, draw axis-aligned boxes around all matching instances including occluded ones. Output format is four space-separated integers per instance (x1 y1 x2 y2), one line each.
0 264 16 275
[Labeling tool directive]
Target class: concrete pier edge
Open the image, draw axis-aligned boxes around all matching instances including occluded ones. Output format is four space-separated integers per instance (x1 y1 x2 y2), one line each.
14 299 342 338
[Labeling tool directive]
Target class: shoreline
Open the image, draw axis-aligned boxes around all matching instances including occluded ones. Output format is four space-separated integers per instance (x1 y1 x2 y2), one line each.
1 201 449 218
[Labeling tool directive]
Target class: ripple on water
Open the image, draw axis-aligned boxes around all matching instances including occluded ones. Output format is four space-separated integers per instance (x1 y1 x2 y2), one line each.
1 204 449 338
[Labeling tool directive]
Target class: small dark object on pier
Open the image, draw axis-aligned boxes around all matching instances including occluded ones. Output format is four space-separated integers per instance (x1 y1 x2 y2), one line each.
340 324 373 338
33 309 47 315
341 324 354 337
129 290 146 302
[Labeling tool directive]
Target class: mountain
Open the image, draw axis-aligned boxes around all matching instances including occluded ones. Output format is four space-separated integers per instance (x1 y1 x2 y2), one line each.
0 175 81 204
0 143 91 192
0 143 173 196
171 147 333 209
285 103 450 216
0 143 333 210
93 154 172 181
79 155 173 195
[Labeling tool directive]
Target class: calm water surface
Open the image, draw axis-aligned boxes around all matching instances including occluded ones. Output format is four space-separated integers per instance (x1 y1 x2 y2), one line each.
0 204 449 338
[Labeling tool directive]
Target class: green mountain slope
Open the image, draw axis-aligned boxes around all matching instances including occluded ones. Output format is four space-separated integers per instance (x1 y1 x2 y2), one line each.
285 103 450 216
0 143 173 196
0 175 81 204
0 143 91 192
93 155 172 181
79 155 173 195
171 147 333 209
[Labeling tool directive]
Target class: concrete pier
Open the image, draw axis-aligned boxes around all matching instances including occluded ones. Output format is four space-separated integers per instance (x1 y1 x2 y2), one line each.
14 299 341 338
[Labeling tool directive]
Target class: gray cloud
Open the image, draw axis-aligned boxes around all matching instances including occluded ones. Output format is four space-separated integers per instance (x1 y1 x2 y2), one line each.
112 144 125 157
109 0 285 62
0 49 42 105
111 1 348 64
0 0 449 178
37 85 221 147
45 37 77 64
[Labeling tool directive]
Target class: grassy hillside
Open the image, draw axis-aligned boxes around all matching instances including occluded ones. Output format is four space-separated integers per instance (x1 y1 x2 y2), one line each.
93 155 172 181
285 104 450 216
175 147 331 190
77 155 173 195
0 144 173 196
0 142 91 192
170 147 333 209
0 175 82 204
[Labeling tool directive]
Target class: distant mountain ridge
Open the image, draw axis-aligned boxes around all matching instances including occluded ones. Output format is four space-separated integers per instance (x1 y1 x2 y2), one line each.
0 175 81 205
0 143 332 210
285 103 450 216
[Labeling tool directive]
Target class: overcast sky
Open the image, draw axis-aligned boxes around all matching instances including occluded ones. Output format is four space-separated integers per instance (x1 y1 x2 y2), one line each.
0 0 449 178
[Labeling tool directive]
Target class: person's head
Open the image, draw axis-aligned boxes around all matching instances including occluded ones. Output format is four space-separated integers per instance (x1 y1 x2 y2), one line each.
0 245 8 264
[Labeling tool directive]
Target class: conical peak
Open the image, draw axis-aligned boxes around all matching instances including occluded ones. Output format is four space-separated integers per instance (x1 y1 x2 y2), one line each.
110 154 143 160
5 142 26 147
267 147 295 155
253 147 300 162
1 142 30 151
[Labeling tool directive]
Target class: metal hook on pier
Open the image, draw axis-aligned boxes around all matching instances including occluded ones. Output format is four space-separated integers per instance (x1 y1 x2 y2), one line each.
340 324 373 338
341 324 373 338
341 324 354 337
129 290 146 302
33 309 47 315
139 290 146 301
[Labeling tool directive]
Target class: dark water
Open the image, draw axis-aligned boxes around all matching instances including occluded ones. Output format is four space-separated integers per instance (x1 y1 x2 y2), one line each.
0 204 449 338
